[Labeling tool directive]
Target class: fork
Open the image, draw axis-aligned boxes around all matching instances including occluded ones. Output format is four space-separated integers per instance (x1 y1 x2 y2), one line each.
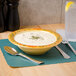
62 40 76 55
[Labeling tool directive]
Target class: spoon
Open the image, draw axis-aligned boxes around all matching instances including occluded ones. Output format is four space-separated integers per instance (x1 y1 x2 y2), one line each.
4 46 43 64
62 40 76 55
55 46 70 59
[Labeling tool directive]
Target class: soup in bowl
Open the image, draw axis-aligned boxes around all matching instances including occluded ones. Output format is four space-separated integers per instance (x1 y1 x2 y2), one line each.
8 28 62 55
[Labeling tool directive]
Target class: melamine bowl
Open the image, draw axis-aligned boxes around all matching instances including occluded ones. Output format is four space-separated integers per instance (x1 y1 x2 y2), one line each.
8 28 62 55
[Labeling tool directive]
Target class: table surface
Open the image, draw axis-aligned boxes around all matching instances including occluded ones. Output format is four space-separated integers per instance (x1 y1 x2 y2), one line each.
0 24 76 76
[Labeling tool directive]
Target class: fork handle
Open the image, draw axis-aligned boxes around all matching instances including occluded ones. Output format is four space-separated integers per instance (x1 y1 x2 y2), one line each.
67 42 76 55
55 46 70 59
18 53 43 64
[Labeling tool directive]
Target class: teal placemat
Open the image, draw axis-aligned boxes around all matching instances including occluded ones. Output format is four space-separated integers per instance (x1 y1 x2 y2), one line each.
0 39 76 67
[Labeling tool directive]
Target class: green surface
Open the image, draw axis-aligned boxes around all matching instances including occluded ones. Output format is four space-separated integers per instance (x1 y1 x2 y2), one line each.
0 39 76 67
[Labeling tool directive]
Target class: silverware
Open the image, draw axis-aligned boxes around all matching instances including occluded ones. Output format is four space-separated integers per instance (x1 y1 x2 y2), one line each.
62 40 76 55
55 46 70 59
4 46 43 64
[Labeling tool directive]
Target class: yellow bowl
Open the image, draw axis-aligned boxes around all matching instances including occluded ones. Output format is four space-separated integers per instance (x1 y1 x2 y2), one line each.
8 28 62 55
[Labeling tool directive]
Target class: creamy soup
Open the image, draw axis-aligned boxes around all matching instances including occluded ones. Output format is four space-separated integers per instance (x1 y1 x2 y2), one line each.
14 30 57 46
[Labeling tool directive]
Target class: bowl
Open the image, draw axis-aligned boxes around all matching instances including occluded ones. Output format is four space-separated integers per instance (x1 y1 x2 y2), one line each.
8 28 62 55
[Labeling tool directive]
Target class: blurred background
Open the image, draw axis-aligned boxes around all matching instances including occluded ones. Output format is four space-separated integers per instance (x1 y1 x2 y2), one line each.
19 0 74 26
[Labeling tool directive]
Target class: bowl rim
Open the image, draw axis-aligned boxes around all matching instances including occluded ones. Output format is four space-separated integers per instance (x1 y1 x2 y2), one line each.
8 28 62 48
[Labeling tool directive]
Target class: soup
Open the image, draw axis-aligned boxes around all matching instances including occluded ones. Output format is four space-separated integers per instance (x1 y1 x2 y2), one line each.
14 30 57 46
